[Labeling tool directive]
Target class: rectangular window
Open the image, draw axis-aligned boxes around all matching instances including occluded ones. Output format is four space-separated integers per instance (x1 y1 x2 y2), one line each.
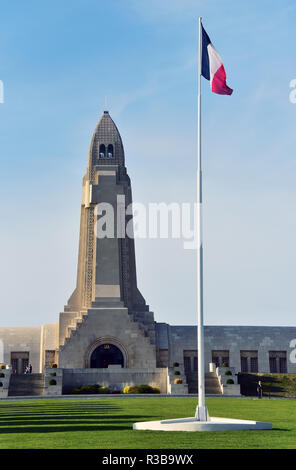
45 350 56 369
250 357 258 373
193 356 198 372
240 350 258 373
22 358 29 373
269 351 287 373
279 357 287 373
269 357 277 373
11 358 18 374
212 350 230 367
212 356 219 368
241 356 248 373
183 350 198 373
184 356 191 372
11 352 29 375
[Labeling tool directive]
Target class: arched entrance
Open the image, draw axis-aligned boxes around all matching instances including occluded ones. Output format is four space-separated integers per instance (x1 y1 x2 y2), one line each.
90 343 124 368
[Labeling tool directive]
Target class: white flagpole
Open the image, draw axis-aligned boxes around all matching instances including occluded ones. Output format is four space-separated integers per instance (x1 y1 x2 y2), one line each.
195 16 209 422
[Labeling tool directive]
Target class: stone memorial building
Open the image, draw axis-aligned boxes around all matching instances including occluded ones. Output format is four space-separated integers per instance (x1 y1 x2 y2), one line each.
1 111 295 396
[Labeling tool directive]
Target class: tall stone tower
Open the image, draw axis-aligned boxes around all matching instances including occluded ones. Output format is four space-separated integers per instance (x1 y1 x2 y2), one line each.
58 111 156 369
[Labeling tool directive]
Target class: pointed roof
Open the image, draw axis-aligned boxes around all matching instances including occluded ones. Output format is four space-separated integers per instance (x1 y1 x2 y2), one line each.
88 111 125 167
93 110 123 144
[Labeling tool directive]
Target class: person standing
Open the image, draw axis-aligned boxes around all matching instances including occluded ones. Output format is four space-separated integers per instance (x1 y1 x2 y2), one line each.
257 380 263 399
29 363 32 374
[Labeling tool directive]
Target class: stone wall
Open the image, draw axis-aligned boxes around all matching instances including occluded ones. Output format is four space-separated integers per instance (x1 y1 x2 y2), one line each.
0 327 42 373
156 323 296 374
59 308 157 369
0 369 12 398
40 323 59 371
54 367 168 394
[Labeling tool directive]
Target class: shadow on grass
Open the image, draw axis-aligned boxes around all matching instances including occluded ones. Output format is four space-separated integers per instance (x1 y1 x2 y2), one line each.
0 403 119 410
0 402 156 434
270 428 290 431
0 414 155 427
0 409 121 418
0 424 134 433
0 404 121 416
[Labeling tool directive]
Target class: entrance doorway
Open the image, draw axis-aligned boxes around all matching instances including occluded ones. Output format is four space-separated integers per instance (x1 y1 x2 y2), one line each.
90 343 124 368
11 352 29 374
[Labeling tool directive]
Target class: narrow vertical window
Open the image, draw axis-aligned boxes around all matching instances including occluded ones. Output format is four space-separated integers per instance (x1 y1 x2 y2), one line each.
107 144 114 158
99 144 106 158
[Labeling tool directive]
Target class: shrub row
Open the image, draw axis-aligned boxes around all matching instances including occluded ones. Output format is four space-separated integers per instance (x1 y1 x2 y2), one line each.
123 384 160 394
71 384 109 394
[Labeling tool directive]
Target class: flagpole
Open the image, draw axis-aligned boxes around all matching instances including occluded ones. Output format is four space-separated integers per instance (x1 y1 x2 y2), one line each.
195 16 209 422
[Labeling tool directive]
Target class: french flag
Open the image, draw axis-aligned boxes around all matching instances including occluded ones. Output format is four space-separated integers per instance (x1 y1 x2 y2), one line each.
201 23 233 95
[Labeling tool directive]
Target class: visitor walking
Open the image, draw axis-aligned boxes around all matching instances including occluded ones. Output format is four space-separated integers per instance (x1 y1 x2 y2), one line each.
257 380 263 399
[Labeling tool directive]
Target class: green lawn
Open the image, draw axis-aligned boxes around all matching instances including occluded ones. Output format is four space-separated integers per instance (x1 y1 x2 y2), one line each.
0 397 295 449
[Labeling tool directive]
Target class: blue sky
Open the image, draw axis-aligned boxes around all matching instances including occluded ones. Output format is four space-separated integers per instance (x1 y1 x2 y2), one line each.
0 0 296 327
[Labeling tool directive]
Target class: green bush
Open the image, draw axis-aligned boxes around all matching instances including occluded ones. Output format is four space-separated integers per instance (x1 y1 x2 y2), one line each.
123 384 160 394
226 379 234 385
0 373 5 378
49 379 57 386
0 365 5 370
222 362 228 368
173 371 180 376
71 384 109 394
225 370 232 376
50 372 56 377
172 362 179 367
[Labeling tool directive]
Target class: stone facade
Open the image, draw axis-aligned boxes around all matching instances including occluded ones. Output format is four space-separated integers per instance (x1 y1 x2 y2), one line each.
57 111 157 374
155 324 296 391
59 308 156 369
1 112 295 395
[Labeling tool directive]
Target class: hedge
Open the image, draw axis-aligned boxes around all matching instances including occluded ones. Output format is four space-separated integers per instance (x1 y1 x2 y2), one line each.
123 384 160 394
71 384 109 394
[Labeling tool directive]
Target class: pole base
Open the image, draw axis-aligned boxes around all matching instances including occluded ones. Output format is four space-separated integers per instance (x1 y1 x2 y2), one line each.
195 405 209 421
133 416 272 432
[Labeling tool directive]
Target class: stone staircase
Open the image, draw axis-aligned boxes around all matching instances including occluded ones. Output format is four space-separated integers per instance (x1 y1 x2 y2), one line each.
130 311 156 344
60 308 156 350
185 372 222 395
8 374 45 397
205 372 222 394
60 311 87 348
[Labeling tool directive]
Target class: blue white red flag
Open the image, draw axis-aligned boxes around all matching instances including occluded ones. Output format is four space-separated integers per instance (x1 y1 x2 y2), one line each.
201 23 233 95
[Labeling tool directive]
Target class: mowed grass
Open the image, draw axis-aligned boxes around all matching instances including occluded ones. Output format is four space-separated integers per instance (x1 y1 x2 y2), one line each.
0 397 295 449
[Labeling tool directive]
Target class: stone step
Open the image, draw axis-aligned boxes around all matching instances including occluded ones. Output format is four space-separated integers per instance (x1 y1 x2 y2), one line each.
8 374 45 397
185 372 222 394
